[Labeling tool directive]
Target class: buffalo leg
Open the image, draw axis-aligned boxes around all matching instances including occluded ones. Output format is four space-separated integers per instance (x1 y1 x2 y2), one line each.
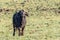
13 27 16 36
21 26 25 35
18 27 20 36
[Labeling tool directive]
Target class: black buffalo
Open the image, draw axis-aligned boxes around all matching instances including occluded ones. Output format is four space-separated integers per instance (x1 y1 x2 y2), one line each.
13 10 28 36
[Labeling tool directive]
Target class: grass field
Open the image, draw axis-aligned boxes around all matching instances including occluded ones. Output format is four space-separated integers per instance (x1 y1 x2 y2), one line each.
0 0 60 40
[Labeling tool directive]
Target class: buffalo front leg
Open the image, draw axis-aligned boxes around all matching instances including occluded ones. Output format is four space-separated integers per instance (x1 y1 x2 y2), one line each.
21 26 25 36
18 27 20 36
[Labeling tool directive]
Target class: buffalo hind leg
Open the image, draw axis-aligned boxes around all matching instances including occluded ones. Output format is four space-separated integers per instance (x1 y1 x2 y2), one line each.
13 27 16 36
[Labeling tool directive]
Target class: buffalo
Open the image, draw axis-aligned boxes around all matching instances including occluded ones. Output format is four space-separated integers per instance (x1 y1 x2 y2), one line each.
13 10 28 36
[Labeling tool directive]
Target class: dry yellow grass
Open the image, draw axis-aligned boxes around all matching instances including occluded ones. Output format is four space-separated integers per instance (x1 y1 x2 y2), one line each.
0 0 60 40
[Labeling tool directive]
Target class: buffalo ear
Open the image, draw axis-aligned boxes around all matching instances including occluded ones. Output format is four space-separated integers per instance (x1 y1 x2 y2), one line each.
25 12 29 17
